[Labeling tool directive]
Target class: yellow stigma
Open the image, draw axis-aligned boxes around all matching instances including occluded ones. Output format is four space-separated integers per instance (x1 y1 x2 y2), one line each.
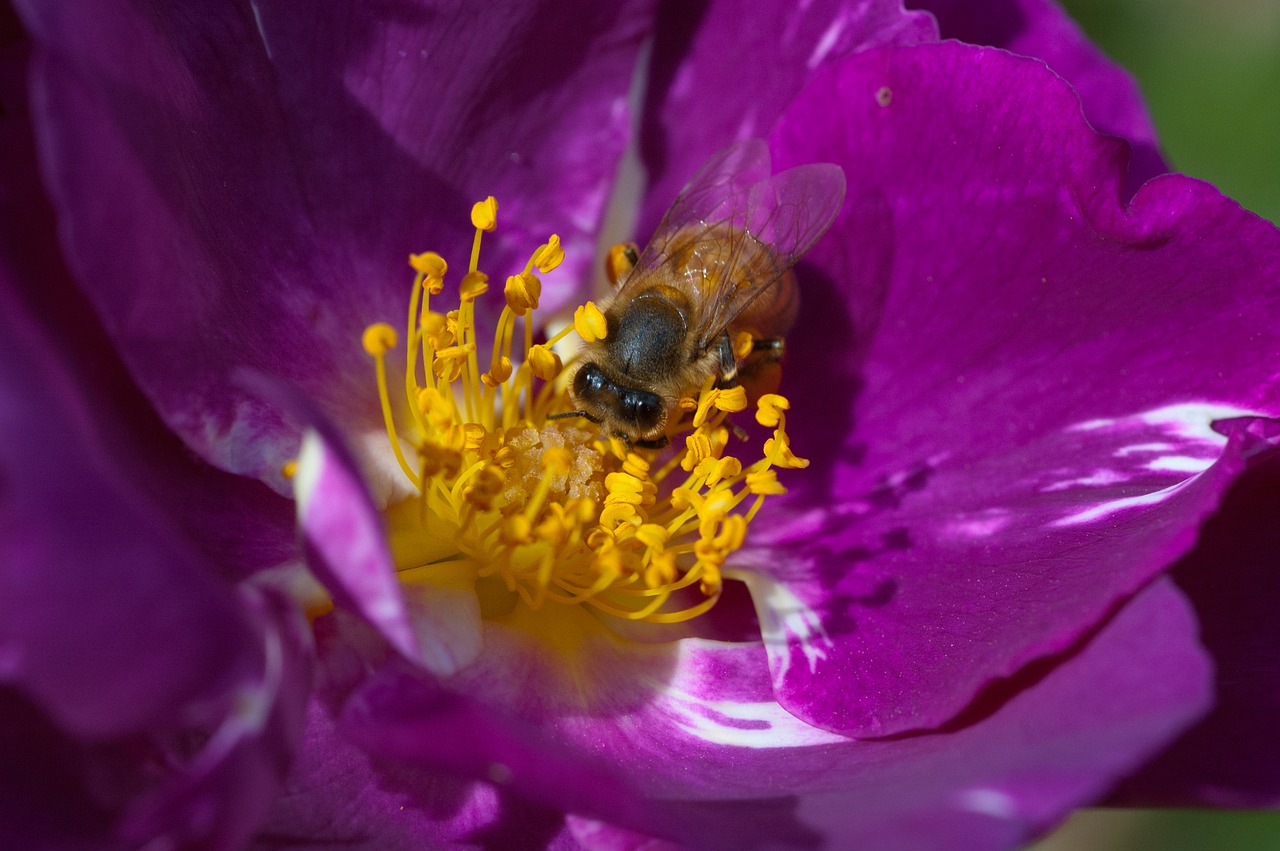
360 201 805 626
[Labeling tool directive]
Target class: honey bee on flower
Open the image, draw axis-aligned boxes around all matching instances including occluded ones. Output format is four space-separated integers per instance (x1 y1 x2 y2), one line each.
355 140 844 628
555 139 846 448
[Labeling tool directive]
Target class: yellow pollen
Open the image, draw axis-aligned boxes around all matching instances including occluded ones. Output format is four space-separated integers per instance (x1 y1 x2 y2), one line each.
410 251 448 278
362 322 397 356
531 235 564 273
573 301 608 342
358 200 808 629
504 271 542 315
471 196 498 232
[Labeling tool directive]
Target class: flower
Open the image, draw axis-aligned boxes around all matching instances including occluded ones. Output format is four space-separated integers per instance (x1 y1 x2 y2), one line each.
5 1 1280 850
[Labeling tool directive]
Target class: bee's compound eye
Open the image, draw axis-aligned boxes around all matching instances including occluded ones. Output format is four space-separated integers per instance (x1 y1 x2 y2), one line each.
574 362 608 395
620 389 663 431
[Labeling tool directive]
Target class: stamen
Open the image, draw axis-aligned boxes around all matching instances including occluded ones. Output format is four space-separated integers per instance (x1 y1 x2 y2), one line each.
353 199 807 631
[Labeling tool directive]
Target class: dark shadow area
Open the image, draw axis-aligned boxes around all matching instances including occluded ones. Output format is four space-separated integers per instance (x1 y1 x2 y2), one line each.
1109 454 1280 805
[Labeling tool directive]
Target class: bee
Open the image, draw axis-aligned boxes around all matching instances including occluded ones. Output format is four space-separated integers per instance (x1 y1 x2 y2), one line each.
554 139 845 448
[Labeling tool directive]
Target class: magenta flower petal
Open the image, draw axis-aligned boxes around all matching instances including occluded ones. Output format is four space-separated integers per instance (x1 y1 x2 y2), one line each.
0 255 310 847
254 697 586 850
909 0 1167 193
636 0 937 236
312 578 1208 850
1110 455 1280 806
16 0 653 485
757 41 1280 736
292 420 422 665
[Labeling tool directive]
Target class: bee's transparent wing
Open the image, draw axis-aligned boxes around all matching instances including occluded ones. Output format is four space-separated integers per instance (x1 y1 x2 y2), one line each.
620 139 846 351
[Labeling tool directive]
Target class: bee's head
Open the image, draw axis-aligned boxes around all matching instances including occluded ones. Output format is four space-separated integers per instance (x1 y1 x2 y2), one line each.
555 361 668 447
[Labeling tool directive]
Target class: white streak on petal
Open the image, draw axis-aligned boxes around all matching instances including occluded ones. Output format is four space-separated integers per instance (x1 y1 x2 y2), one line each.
249 1 272 60
1040 468 1128 492
1053 402 1259 527
1147 455 1215 474
807 17 845 68
955 788 1018 819
667 695 845 749
1053 478 1197 527
736 572 832 685
1114 441 1174 457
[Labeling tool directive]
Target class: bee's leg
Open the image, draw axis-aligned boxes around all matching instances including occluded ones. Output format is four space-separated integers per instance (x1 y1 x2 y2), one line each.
605 242 640 287
713 333 739 389
751 337 785 362
633 434 669 450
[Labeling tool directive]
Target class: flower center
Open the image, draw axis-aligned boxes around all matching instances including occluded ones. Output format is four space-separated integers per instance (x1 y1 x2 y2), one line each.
362 198 808 624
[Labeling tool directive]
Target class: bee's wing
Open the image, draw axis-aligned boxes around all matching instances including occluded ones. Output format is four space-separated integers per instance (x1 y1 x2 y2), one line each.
619 140 845 351
692 162 846 351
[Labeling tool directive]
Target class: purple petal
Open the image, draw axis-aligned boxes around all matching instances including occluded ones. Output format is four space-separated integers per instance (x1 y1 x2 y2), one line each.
909 0 1167 194
758 41 1280 736
318 578 1208 850
293 424 422 665
253 694 583 851
119 584 313 850
0 280 265 736
0 17 296 580
635 0 936 236
258 373 485 674
17 0 653 486
1111 454 1280 806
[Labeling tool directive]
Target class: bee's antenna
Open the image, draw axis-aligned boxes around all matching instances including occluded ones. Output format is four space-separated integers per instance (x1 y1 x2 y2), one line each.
547 410 590 421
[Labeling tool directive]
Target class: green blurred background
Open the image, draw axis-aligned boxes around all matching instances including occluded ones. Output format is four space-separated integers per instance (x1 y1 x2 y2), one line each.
1063 0 1280 223
1031 2 1278 848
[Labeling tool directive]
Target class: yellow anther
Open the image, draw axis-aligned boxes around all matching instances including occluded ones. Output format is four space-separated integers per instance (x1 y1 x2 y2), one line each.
362 323 398 356
635 523 669 550
462 423 487 452
605 241 639 285
681 432 716 472
764 428 809 469
605 472 645 495
527 344 562 381
432 343 475 382
702 456 742 487
531 235 564 273
621 453 650 479
746 469 787 495
677 396 698 413
604 489 645 507
542 446 574 477
670 486 703 512
756 394 791 428
459 271 490 301
422 312 453 348
471 196 498 232
645 551 678 588
410 251 448 278
281 459 298 480
600 502 638 528
586 526 615 550
504 271 541 314
482 356 513 388
699 563 723 596
733 331 754 360
464 465 505 510
714 515 748 550
713 386 748 413
417 386 454 420
500 515 533 547
574 301 608 342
